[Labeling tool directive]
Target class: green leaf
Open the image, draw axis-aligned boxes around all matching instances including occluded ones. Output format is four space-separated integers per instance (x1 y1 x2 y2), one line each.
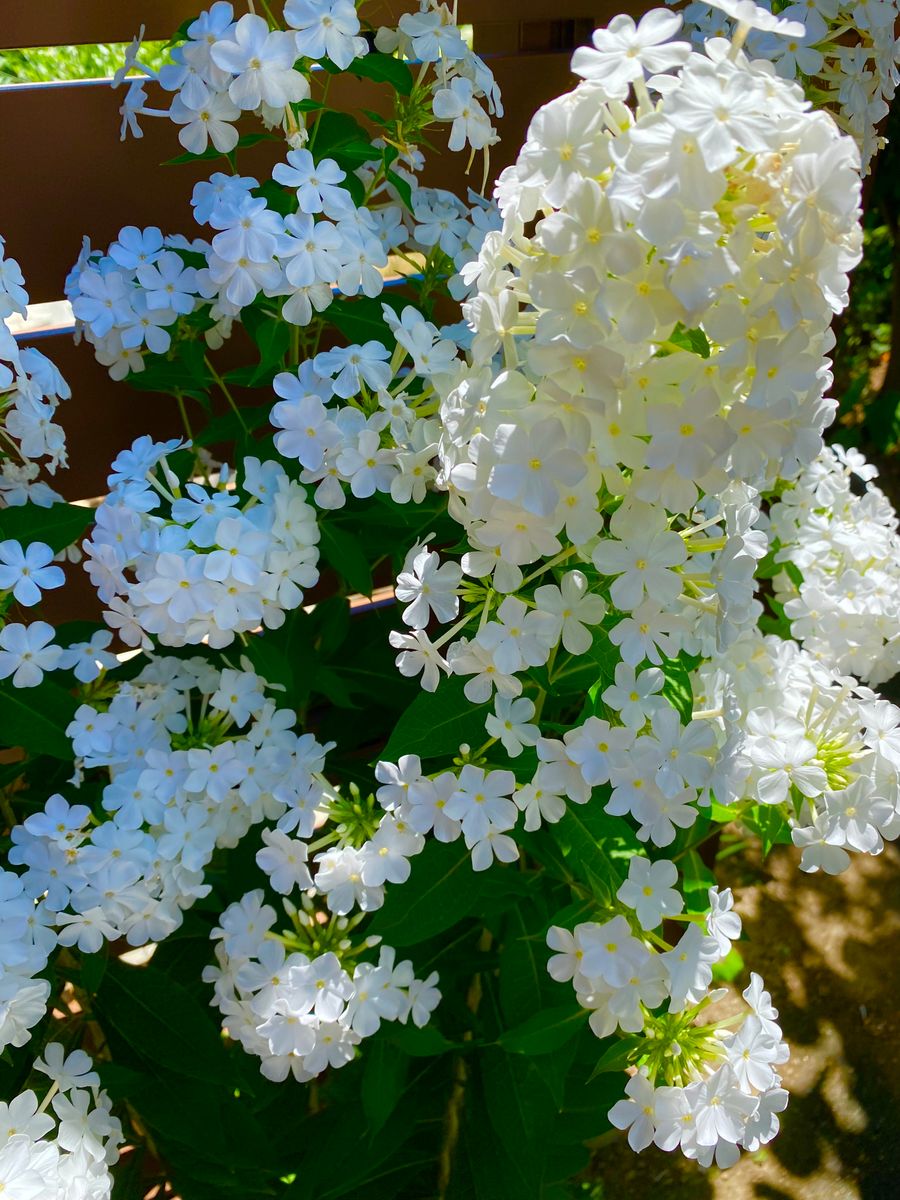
362 1040 409 1135
326 293 407 346
127 339 213 404
480 1049 560 1195
80 948 108 994
385 168 413 210
192 405 271 448
380 675 491 762
0 677 77 759
319 522 373 596
668 323 711 358
311 111 375 169
95 960 232 1084
0 502 93 552
661 652 695 724
712 946 744 983
551 623 619 696
241 629 295 695
744 803 793 855
587 1034 643 1080
242 305 292 374
368 839 481 946
384 1023 458 1057
546 805 621 898
499 907 552 1027
499 1004 587 1056
162 131 277 166
681 846 715 895
346 52 413 95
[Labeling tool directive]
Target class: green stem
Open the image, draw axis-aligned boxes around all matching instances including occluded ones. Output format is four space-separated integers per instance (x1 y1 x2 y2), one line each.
204 356 248 433
174 390 194 442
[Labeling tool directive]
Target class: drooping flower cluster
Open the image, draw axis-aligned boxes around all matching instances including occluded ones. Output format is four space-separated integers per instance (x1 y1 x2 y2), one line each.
205 891 440 1082
364 6 892 1169
381 4 863 871
769 443 900 685
676 0 900 169
694 627 900 873
0 238 71 506
549 865 788 1166
0 1046 122 1199
81 438 319 648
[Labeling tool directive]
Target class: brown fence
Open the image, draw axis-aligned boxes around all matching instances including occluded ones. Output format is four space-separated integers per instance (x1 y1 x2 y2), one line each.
0 0 636 504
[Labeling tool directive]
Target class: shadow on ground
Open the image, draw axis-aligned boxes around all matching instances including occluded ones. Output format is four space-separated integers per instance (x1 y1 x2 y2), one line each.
589 842 900 1200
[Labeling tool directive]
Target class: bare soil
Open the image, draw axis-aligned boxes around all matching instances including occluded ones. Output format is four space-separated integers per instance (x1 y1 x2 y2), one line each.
589 842 900 1200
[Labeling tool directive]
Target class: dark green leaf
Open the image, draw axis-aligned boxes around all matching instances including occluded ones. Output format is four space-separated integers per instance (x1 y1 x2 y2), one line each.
499 1004 587 1056
96 960 232 1084
587 1034 643 1079
0 677 77 759
319 522 373 595
385 168 413 210
362 1040 409 1135
243 305 292 373
192 405 271 448
346 53 413 95
545 805 621 898
0 502 92 552
326 292 407 346
384 1023 458 1057
368 839 480 946
380 674 493 763
80 948 108 994
311 111 375 169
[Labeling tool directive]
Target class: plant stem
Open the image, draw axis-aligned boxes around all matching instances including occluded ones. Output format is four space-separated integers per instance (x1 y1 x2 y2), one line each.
174 390 193 442
204 355 248 433
436 928 492 1199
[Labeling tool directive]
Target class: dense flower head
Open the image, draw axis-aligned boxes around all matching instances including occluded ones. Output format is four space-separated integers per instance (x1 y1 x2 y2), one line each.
205 897 440 1081
694 627 900 873
675 0 900 170
1 243 70 505
769 444 900 685
0 1047 122 1198
82 440 320 647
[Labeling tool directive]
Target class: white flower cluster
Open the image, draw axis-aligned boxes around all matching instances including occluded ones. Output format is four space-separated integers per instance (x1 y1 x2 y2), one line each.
380 9 863 875
205 891 440 1082
0 869 55 1053
549 864 789 1168
117 2 499 162
376 1 503 157
677 0 900 169
374 687 720 871
0 1046 121 1200
67 171 495 382
271 305 466 509
82 438 319 648
9 656 335 956
695 627 900 873
0 238 70 506
769 443 900 686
